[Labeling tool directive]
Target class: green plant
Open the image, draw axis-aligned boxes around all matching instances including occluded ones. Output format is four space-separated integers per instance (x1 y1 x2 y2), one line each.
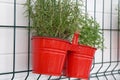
78 14 104 49
25 0 84 40
25 0 104 49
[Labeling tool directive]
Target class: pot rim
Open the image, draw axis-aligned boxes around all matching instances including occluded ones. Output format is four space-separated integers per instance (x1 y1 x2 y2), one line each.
32 36 71 44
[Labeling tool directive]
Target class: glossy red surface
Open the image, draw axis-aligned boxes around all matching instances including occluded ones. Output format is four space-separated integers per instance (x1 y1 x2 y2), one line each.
65 45 96 78
32 36 70 76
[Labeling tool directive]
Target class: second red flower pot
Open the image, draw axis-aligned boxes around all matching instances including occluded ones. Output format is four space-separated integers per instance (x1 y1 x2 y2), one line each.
64 32 97 79
65 44 96 78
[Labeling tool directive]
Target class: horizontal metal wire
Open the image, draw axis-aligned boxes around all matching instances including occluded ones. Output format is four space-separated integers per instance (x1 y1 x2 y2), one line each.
0 25 28 28
0 70 32 75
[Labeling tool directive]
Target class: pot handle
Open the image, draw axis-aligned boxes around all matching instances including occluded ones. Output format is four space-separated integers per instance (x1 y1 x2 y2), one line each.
72 31 79 45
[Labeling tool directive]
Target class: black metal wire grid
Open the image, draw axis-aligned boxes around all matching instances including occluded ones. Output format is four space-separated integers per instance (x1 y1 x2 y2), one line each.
0 0 120 80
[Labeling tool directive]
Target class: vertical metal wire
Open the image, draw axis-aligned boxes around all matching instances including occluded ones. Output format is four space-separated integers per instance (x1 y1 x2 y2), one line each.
57 76 62 80
118 0 120 74
48 76 52 80
68 78 70 80
25 0 31 80
11 0 16 80
118 0 120 75
104 0 113 80
90 0 96 72
85 0 87 14
84 0 87 27
96 0 105 80
37 75 41 80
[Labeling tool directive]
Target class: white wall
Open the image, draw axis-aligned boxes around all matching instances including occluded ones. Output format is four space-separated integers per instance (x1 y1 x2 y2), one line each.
0 0 120 80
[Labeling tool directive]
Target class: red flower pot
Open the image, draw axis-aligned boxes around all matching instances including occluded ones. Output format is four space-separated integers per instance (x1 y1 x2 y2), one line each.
66 45 96 78
65 32 97 79
32 36 70 76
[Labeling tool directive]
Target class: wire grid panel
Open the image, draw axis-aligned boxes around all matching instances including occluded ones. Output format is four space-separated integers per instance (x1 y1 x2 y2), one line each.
0 0 120 80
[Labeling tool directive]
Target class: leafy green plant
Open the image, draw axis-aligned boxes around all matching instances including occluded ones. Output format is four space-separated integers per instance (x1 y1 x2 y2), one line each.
25 0 104 49
78 15 104 49
25 0 84 40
